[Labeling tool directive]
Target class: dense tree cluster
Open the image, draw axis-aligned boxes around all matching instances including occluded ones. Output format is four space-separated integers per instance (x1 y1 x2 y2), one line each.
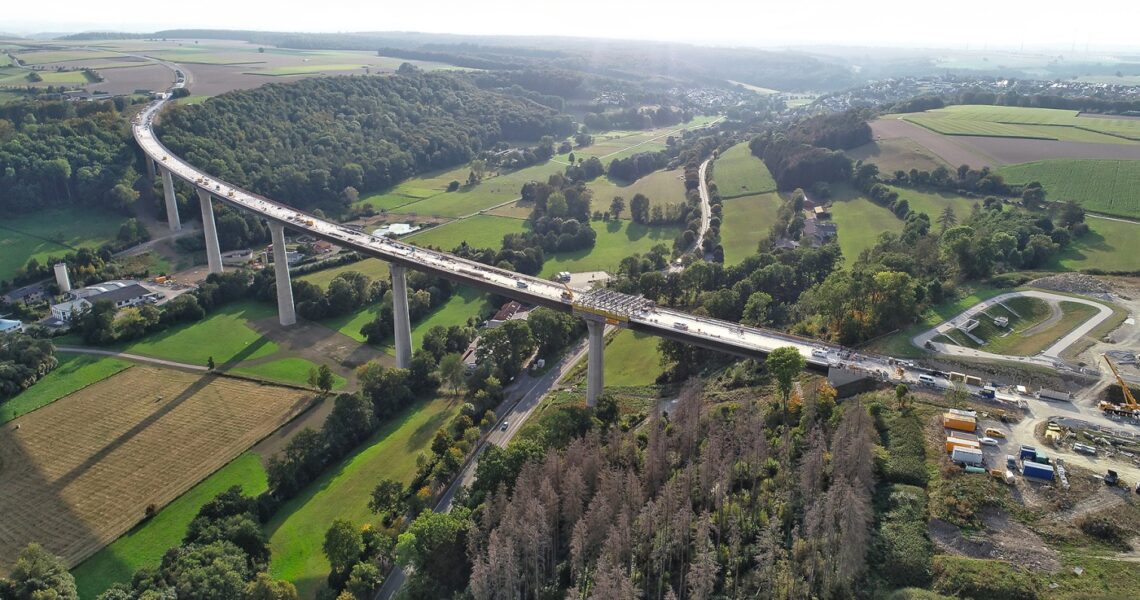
97 487 296 600
158 73 575 212
0 543 78 600
787 110 873 150
359 271 456 343
749 132 853 191
0 334 57 400
606 150 669 182
0 99 139 214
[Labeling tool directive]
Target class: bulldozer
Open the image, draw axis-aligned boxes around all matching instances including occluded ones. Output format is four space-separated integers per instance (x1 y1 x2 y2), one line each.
1099 354 1140 419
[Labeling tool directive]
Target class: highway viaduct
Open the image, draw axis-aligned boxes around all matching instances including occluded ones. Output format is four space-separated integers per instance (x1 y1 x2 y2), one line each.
135 97 836 405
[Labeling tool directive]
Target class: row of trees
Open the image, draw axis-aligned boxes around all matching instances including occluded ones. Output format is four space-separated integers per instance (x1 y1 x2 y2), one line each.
0 335 57 400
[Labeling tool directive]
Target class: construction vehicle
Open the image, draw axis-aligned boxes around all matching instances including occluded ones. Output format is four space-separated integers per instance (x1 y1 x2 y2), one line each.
559 282 574 303
1098 354 1140 418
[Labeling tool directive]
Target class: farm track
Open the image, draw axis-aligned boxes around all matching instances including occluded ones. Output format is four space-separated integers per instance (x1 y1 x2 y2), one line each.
0 367 311 573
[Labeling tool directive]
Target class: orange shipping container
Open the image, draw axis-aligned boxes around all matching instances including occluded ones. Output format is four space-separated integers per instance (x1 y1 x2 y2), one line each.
943 413 976 433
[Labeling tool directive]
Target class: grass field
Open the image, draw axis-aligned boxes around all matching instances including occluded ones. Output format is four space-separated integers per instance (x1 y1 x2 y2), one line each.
539 220 682 277
901 105 1140 143
71 452 269 598
720 193 781 265
999 159 1140 219
603 330 664 387
382 161 564 218
951 299 1100 356
846 137 951 174
0 355 131 425
828 192 904 265
1053 217 1140 272
409 215 527 250
887 185 979 221
712 143 777 199
13 50 121 65
234 358 347 389
266 396 459 598
298 258 390 288
587 169 689 214
0 367 309 572
0 208 124 281
119 300 279 366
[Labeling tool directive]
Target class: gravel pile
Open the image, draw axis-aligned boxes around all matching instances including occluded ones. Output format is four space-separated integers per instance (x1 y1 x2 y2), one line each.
1030 273 1112 296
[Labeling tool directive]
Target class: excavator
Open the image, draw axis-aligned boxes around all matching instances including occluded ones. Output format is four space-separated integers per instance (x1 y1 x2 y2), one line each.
1098 353 1140 419
559 281 574 303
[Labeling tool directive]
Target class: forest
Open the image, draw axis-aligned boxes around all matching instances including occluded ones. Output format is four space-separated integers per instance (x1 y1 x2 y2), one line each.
0 98 140 214
158 70 576 212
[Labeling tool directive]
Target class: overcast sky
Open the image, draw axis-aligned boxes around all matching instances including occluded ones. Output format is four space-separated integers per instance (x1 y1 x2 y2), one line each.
6 0 1138 51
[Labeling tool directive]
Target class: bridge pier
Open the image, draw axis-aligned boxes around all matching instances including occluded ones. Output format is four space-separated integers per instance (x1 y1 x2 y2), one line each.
391 264 413 369
586 320 604 407
268 222 296 326
197 189 223 275
160 167 182 232
145 156 156 179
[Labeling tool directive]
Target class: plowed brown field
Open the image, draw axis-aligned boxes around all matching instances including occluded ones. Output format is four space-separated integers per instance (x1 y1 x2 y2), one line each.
0 367 311 573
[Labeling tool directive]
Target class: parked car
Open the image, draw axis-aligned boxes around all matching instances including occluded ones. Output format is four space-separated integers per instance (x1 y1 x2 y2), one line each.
984 427 1006 438
979 437 1000 446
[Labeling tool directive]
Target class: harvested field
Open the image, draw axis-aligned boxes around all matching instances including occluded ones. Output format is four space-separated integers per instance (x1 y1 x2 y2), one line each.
845 137 950 173
870 118 997 169
961 136 1140 164
0 367 311 573
92 63 174 95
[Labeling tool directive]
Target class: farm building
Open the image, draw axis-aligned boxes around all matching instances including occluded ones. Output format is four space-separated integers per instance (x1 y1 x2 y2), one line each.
50 281 158 322
487 300 529 328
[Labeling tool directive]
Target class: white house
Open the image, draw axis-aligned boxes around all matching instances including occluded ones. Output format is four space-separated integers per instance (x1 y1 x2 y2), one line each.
50 282 155 322
0 319 23 335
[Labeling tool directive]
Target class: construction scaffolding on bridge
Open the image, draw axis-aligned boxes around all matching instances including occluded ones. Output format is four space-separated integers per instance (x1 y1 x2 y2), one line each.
572 289 653 327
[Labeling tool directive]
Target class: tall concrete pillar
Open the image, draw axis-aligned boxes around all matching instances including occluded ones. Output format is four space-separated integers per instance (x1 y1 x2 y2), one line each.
145 156 156 179
391 264 413 369
269 222 296 326
586 320 604 407
160 167 182 232
197 189 223 275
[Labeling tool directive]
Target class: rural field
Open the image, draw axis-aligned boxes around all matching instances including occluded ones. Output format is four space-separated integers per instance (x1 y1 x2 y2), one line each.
72 451 269 598
602 330 664 387
887 185 978 220
0 354 130 425
409 215 527 250
587 168 689 213
1053 217 1140 272
298 257 391 289
845 137 950 173
999 159 1140 219
720 193 781 265
0 367 311 572
828 191 903 265
711 142 777 199
901 105 1140 143
539 220 682 277
116 300 279 367
0 208 124 282
266 396 459 597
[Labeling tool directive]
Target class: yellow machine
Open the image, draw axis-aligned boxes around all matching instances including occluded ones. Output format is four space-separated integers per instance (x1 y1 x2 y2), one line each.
560 282 574 302
1099 354 1140 418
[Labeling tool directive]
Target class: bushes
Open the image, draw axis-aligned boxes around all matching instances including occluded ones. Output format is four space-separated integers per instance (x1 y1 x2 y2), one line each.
1078 515 1128 547
875 484 934 589
932 556 1040 600
884 414 929 487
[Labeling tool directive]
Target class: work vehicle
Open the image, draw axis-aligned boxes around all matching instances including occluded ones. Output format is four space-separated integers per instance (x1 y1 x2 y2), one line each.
977 386 997 399
1099 354 1140 418
673 322 689 331
918 374 936 387
1105 470 1119 486
811 347 828 359
984 427 1006 438
1038 388 1072 402
1006 455 1018 469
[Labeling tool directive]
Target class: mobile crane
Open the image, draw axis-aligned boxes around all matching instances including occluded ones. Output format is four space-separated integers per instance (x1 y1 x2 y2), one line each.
1099 353 1140 419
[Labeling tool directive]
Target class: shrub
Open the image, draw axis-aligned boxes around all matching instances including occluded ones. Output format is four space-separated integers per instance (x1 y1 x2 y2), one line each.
885 414 928 487
932 556 1039 600
1078 515 1126 547
877 520 934 588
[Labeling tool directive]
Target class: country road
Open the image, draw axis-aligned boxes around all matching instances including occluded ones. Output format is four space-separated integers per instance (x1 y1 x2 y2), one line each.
373 327 606 600
693 158 712 257
55 346 208 371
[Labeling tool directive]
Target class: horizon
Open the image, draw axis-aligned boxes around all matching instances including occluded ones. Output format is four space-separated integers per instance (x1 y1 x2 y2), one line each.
7 0 1140 53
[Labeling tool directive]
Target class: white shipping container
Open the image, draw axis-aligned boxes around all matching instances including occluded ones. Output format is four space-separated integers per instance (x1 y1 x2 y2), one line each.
951 447 985 466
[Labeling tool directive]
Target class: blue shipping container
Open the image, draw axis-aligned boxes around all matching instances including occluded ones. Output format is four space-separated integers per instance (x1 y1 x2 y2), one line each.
1019 445 1037 461
1023 460 1055 481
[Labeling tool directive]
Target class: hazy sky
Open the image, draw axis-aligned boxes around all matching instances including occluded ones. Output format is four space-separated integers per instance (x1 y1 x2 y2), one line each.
7 0 1138 50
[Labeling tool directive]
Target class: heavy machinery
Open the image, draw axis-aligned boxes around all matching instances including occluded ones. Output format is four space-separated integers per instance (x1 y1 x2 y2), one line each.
559 281 574 303
1099 354 1140 418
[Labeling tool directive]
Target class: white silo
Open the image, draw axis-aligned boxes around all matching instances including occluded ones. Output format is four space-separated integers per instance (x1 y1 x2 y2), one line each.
54 263 71 293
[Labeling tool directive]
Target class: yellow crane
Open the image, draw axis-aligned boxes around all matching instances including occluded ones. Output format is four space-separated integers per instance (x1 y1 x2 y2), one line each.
1099 353 1140 418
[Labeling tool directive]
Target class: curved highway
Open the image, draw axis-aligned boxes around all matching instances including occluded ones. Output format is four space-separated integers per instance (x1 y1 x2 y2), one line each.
132 98 837 368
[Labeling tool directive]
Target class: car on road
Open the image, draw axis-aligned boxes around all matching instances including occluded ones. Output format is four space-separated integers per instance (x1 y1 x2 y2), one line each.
500 422 509 431
979 437 1000 446
515 280 528 288
811 347 829 359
